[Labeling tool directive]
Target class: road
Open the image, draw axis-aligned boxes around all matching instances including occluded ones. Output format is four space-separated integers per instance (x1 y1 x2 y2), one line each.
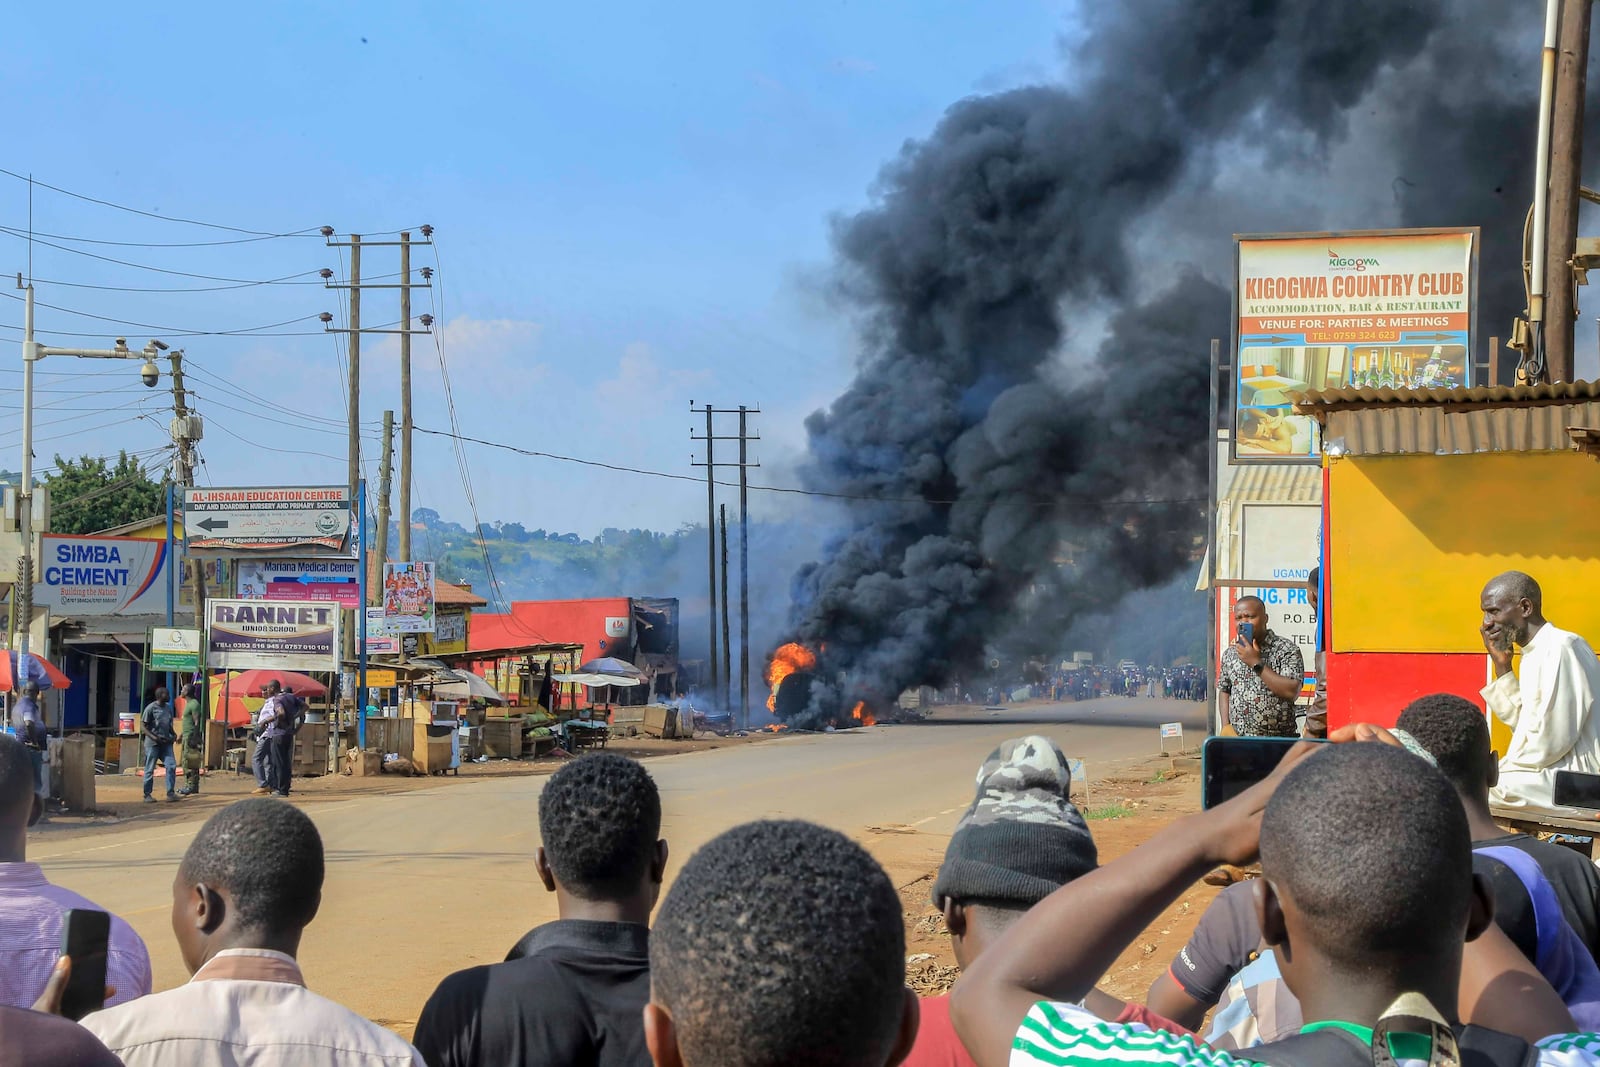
31 696 1205 1032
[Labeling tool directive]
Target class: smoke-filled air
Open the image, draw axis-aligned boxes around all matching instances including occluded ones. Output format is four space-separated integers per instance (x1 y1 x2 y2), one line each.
772 0 1565 727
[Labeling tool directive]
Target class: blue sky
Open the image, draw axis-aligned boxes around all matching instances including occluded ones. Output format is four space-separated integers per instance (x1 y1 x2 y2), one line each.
0 1 1075 537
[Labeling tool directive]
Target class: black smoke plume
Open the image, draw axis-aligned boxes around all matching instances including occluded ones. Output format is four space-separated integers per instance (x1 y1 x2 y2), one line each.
779 1 1564 726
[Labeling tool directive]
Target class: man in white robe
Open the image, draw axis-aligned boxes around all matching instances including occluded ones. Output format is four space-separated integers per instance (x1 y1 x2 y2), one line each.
1480 570 1600 817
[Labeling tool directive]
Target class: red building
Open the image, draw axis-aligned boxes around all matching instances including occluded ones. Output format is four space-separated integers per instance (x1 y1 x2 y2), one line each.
470 597 681 696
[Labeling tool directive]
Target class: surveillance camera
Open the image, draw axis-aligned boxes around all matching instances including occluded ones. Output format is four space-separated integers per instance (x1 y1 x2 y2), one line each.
148 339 169 352
114 337 128 350
140 361 159 388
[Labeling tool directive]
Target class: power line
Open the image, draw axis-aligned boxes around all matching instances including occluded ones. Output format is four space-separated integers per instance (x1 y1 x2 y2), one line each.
0 166 320 237
0 289 326 337
205 418 347 463
0 229 327 284
22 271 328 294
0 225 319 249
409 425 1205 509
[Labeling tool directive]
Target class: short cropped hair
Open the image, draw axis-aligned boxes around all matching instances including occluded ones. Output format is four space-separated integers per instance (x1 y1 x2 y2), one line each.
178 799 324 932
1260 744 1471 968
1487 570 1541 607
0 734 35 811
1396 694 1493 796
651 820 905 1067
538 753 661 899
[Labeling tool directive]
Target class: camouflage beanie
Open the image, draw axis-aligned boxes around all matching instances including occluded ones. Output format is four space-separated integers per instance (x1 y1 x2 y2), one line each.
932 735 1098 908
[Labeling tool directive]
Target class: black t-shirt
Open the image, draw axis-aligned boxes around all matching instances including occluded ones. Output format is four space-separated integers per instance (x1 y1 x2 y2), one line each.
1472 832 1600 962
412 919 651 1067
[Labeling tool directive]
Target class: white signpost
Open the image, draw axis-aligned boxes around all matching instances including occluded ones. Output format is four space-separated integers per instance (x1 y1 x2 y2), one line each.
1159 721 1184 753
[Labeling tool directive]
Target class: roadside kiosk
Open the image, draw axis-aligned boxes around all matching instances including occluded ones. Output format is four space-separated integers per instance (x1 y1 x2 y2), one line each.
1295 380 1600 756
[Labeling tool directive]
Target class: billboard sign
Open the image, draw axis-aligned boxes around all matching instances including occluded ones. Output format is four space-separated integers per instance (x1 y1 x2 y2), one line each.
1233 228 1477 461
237 558 361 609
1215 584 1316 698
364 607 399 655
205 598 341 671
36 534 168 616
148 627 202 672
182 486 353 555
1240 504 1322 585
383 561 436 634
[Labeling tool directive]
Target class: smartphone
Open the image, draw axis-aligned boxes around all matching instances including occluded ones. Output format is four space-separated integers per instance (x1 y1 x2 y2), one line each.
1236 622 1255 645
1202 736 1321 809
58 908 110 1021
1554 771 1600 810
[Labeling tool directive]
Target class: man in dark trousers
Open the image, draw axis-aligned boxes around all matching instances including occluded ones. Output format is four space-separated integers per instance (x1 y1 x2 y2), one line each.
140 686 178 803
9 683 45 805
273 686 305 797
413 753 667 1067
177 683 204 796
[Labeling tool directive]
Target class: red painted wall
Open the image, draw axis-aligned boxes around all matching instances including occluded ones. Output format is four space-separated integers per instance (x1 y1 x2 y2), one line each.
470 597 633 665
1325 652 1487 729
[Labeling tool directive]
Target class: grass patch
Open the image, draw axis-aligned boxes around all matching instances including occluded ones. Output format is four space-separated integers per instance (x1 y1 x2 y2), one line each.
1085 802 1134 821
1146 770 1168 784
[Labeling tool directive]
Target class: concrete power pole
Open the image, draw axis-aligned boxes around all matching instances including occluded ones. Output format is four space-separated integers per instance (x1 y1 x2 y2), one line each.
691 405 759 721
167 350 206 622
346 234 362 500
399 232 414 563
1544 0 1592 383
376 411 394 585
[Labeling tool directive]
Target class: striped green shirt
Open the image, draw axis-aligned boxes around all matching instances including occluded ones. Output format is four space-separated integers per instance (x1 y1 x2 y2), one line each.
1011 1002 1600 1067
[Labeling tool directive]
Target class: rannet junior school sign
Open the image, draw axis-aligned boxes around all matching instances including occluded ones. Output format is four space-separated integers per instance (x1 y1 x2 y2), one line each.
206 598 341 671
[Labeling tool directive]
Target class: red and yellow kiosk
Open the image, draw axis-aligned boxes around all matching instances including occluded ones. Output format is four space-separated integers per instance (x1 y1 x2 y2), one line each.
1298 380 1600 751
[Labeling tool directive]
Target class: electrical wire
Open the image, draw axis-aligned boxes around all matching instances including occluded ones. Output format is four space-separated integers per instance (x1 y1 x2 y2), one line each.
0 290 326 337
20 270 327 294
204 419 348 462
0 225 318 249
408 424 1205 509
0 166 321 237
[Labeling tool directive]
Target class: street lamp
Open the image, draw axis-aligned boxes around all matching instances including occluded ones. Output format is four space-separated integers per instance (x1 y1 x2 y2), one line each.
13 276 170 660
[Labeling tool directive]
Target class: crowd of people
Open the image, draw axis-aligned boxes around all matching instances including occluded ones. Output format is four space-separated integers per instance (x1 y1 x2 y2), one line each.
3 566 1599 1065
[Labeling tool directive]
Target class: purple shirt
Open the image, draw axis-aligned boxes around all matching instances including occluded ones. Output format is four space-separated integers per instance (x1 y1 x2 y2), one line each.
0 861 153 1009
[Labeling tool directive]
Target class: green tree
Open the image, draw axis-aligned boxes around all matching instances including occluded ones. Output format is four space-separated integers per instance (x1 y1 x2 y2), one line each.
44 452 167 534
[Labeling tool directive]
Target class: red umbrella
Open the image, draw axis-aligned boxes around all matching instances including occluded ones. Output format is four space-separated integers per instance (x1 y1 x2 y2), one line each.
0 651 71 691
212 669 327 697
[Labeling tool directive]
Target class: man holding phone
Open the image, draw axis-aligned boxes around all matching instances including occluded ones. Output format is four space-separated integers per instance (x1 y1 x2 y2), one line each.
1217 597 1304 737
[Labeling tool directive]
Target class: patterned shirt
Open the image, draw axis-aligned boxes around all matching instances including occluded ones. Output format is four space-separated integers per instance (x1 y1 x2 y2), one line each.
1217 630 1304 737
1009 1001 1600 1067
0 861 152 1009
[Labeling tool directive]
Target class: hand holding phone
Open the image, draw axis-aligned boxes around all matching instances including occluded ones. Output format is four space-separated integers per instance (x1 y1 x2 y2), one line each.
56 908 110 1020
1236 621 1255 646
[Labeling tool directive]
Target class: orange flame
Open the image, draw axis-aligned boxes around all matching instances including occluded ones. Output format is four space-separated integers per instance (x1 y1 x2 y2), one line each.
849 701 877 727
765 723 787 733
765 642 817 712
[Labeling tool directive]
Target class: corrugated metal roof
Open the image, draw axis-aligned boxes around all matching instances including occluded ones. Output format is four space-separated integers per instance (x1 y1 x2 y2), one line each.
1220 462 1320 503
1323 400 1600 456
1295 379 1600 412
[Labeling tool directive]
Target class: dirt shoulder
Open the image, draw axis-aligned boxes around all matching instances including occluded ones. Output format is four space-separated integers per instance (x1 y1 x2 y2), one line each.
39 731 779 840
886 750 1216 1004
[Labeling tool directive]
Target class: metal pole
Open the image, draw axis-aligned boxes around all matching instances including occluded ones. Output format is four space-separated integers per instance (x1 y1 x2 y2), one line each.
1206 338 1221 738
17 284 35 660
1545 0 1591 383
358 479 369 751
702 406 718 700
398 232 413 562
720 503 732 712
347 234 362 501
164 484 175 699
738 406 750 733
376 410 394 581
1527 0 1562 383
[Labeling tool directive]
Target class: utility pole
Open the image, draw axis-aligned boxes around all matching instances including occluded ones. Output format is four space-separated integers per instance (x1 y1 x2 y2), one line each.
168 349 206 724
14 278 168 662
167 349 206 620
399 231 414 562
738 407 759 732
321 228 433 546
698 405 717 700
346 234 362 499
691 404 759 723
376 410 394 586
1545 0 1592 383
719 504 732 712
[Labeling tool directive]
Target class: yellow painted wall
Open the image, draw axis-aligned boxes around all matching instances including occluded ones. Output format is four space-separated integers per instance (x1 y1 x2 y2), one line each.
1329 451 1600 654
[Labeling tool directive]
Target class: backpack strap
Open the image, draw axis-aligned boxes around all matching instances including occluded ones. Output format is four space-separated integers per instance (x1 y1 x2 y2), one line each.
1234 1028 1372 1067
1476 845 1564 969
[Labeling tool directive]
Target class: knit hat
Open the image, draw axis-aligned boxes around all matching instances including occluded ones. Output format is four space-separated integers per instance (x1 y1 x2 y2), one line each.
932 735 1099 908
